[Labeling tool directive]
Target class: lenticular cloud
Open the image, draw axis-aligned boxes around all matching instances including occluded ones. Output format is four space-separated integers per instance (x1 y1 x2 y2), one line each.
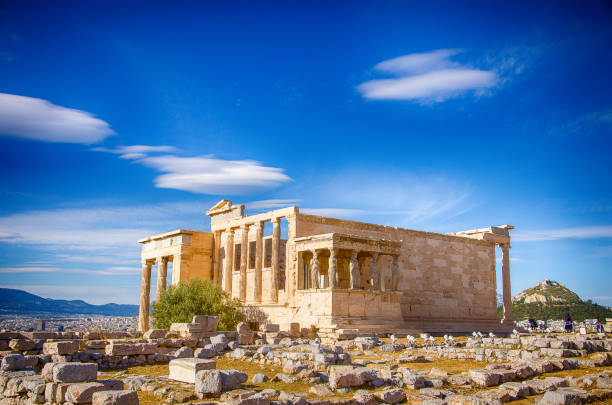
358 49 498 102
0 92 114 144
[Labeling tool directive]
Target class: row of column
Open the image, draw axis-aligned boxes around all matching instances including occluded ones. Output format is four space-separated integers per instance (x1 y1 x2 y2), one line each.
215 217 282 304
138 256 170 332
307 249 399 291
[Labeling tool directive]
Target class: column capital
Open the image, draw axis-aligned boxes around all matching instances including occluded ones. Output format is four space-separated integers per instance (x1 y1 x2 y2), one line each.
240 223 250 230
271 217 281 224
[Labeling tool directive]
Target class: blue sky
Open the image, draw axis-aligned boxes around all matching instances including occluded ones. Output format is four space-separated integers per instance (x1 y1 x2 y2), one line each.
0 1 611 305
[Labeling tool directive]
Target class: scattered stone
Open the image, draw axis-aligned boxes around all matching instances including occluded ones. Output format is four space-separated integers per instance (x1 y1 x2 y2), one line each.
252 373 269 383
538 389 581 405
328 366 377 389
169 358 216 384
375 388 406 404
92 390 139 405
310 384 334 396
53 362 98 383
43 341 78 355
1 353 26 371
143 329 167 339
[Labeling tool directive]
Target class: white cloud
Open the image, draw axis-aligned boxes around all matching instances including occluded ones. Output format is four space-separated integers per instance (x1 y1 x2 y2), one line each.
358 50 498 102
246 199 301 211
0 266 140 276
374 49 461 75
0 201 208 251
91 145 180 159
138 155 292 195
284 170 473 228
93 145 292 195
513 226 612 242
0 93 114 144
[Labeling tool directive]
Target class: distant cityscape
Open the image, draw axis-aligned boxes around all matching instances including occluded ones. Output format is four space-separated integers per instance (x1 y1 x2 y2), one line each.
0 314 137 332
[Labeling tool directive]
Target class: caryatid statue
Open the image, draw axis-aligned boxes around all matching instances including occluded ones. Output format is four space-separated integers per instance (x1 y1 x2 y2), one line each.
310 251 320 289
349 251 360 289
328 249 337 289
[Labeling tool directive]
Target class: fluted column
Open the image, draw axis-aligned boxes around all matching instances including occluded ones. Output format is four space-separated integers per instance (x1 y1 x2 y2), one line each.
239 224 250 302
223 229 234 295
370 253 380 291
138 261 152 331
155 257 168 302
270 217 280 303
328 248 337 289
349 250 360 289
254 221 264 303
391 255 399 291
213 230 222 285
500 243 513 324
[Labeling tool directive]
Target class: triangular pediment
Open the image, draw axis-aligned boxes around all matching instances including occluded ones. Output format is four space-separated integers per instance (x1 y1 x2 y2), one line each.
206 199 233 215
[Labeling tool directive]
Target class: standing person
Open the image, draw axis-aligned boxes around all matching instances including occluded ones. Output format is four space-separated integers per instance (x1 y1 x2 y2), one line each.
564 314 573 333
595 318 604 333
529 316 538 330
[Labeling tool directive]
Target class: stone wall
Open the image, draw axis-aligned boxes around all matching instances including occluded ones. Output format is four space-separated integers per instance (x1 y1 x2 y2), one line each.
294 214 498 326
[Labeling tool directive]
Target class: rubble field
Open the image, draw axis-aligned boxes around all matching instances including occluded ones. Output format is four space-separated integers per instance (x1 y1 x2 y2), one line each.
1 319 611 405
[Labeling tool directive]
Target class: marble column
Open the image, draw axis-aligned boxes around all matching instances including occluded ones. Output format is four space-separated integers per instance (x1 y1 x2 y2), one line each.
310 250 320 289
239 224 250 302
223 229 234 295
270 217 280 303
349 250 360 289
213 230 222 285
370 253 380 291
328 248 337 289
138 261 152 331
391 255 399 291
254 221 264 303
500 243 513 324
155 257 168 302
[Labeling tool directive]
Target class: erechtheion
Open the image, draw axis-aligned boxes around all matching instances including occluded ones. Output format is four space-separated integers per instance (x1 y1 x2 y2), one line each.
137 200 514 336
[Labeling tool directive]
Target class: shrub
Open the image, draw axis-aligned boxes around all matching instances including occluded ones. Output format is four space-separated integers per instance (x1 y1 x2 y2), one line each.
152 279 244 330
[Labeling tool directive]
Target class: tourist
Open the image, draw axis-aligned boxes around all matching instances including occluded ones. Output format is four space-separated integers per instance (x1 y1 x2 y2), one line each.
564 314 573 333
595 318 604 333
528 316 538 330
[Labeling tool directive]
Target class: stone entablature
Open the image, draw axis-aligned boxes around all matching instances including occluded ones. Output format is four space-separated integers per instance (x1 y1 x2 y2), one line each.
136 199 515 335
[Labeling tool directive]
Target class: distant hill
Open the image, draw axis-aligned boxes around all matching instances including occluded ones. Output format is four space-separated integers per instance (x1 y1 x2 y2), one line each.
512 279 581 304
497 280 612 322
0 288 139 316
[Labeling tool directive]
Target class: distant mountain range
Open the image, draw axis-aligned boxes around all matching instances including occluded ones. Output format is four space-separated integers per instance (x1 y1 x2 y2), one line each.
0 288 139 316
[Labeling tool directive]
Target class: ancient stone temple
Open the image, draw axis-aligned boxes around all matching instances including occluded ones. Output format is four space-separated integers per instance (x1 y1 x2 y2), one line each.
137 200 514 336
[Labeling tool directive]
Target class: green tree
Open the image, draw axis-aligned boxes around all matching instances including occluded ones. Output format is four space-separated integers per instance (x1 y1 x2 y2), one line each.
152 279 244 330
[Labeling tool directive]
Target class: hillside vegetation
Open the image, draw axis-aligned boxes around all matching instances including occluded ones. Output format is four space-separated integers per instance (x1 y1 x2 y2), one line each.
497 279 612 322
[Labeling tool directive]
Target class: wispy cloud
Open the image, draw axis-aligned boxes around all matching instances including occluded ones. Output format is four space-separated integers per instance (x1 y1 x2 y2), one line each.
358 49 498 103
514 225 612 242
246 199 301 211
549 108 612 136
0 201 208 252
0 93 114 144
0 266 140 276
137 155 292 195
92 145 179 159
93 145 292 195
283 170 474 228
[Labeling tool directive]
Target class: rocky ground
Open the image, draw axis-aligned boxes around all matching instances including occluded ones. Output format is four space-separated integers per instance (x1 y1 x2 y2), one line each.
0 323 611 405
